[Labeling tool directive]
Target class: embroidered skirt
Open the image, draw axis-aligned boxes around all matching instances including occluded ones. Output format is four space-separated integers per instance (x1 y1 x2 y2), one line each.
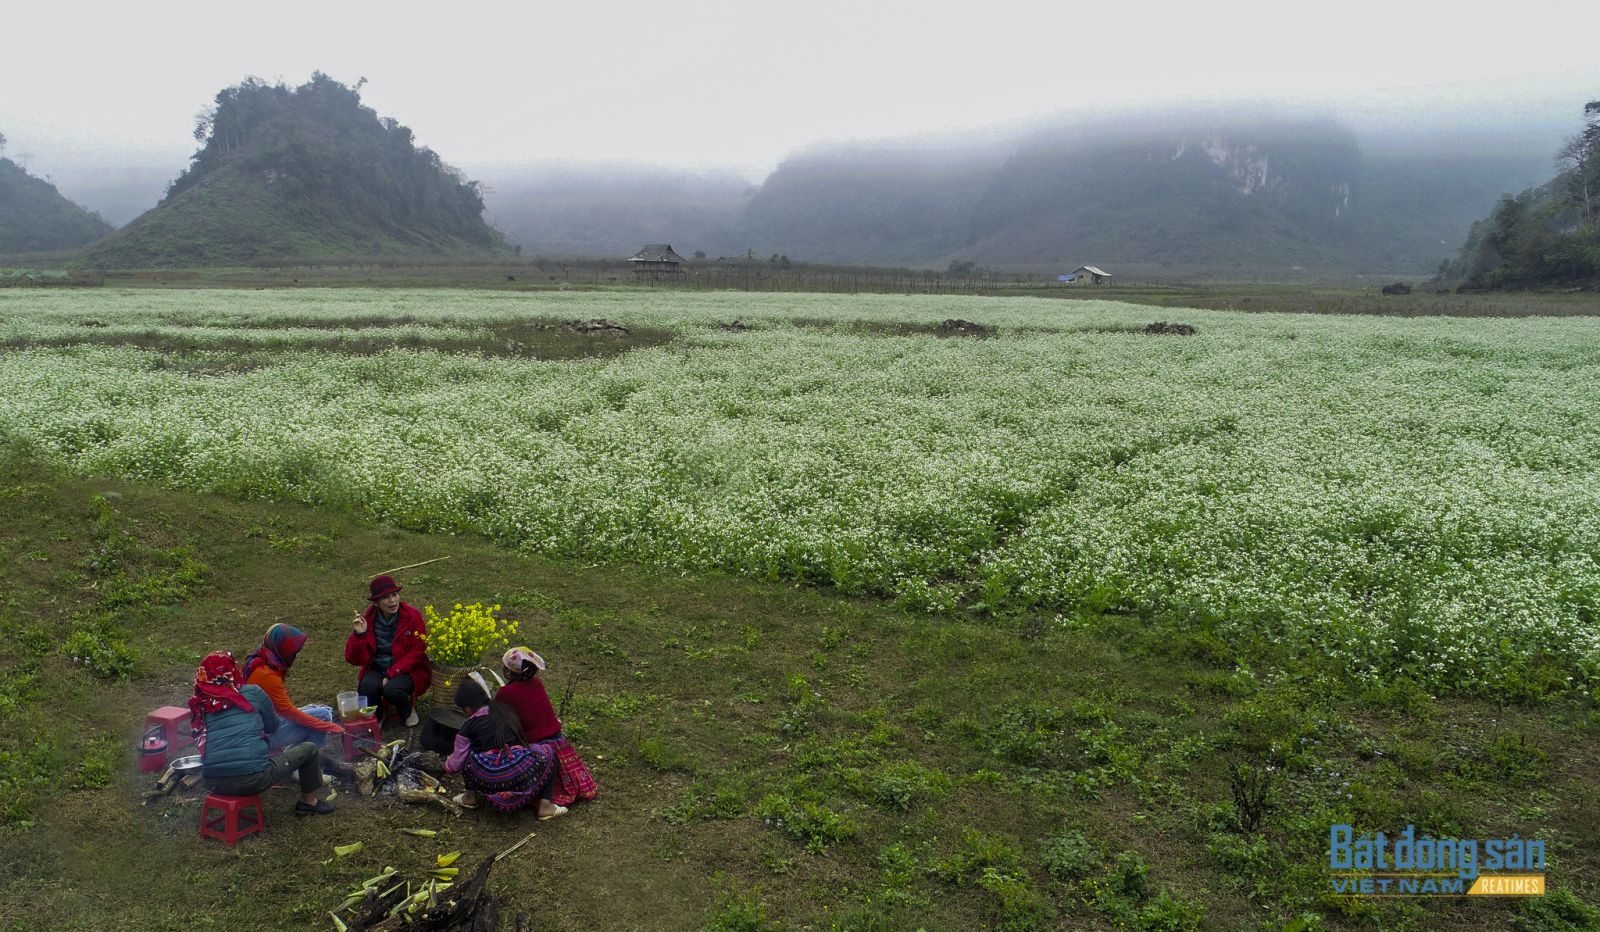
462 745 553 812
533 738 598 806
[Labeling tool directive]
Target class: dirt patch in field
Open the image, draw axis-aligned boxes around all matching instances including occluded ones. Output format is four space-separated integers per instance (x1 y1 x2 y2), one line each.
0 318 674 363
1064 321 1200 336
1143 321 1198 336
788 317 997 339
935 318 994 337
561 318 631 336
180 314 432 330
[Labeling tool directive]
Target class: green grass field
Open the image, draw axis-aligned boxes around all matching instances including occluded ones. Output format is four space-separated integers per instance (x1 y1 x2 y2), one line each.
2 286 1600 930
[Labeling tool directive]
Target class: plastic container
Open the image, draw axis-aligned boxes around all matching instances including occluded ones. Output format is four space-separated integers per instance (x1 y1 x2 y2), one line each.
336 691 360 720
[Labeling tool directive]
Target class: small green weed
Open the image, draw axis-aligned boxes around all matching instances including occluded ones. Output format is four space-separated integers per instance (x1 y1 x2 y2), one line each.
1042 828 1102 881
936 830 1051 929
991 705 1065 765
853 760 949 811
638 735 694 772
662 779 747 824
1513 886 1600 930
63 616 140 680
0 740 59 827
72 739 122 790
1135 890 1204 931
1457 733 1551 788
701 891 780 932
1110 851 1151 900
755 793 858 854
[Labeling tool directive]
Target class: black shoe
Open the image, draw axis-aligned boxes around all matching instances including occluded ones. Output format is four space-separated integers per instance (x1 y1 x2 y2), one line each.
295 799 336 815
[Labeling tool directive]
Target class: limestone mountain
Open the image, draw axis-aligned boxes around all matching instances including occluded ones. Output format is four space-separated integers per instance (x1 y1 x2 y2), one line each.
737 114 1549 276
0 151 114 254
82 74 504 267
476 110 1547 276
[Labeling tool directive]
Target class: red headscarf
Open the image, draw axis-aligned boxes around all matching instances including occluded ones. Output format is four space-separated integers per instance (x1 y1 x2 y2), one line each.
189 651 254 733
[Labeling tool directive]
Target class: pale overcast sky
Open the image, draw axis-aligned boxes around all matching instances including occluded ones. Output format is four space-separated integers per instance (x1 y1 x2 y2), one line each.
2 0 1597 180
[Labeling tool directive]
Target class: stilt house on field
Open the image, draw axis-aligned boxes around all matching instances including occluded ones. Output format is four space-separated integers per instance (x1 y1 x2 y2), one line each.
1069 265 1113 284
628 244 687 279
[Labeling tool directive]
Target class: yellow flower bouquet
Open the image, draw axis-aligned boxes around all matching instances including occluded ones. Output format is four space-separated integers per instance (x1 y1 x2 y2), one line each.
422 601 519 667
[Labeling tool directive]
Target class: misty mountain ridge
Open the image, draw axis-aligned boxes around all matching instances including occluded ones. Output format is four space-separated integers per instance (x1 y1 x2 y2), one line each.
0 146 113 254
82 74 503 267
483 106 1555 275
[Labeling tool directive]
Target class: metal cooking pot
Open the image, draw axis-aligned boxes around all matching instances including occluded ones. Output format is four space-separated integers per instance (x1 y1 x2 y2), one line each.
169 755 203 773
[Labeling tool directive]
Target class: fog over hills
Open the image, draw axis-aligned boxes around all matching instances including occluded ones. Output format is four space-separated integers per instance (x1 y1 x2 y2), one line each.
47 164 177 228
466 102 1561 276
13 96 1571 276
473 162 752 259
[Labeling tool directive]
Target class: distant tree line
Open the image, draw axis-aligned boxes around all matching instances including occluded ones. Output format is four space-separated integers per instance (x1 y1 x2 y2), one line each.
1442 99 1600 288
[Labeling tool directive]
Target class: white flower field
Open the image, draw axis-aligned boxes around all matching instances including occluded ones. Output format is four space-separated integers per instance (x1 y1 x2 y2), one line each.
3 288 1598 691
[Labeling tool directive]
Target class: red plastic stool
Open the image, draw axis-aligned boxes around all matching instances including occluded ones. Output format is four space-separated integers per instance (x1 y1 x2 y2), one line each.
145 706 194 753
341 716 382 761
199 793 266 846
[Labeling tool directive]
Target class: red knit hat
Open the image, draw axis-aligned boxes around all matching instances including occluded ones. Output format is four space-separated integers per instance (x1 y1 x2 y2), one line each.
368 574 403 601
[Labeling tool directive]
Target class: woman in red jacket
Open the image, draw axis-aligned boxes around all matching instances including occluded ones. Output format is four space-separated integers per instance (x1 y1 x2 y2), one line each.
346 575 432 727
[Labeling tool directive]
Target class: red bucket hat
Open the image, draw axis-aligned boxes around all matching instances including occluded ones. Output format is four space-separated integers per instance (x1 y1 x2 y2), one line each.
368 574 403 601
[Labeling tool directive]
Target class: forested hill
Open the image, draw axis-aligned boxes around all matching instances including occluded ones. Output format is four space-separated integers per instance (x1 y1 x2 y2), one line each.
1441 100 1600 289
82 74 504 267
0 146 113 254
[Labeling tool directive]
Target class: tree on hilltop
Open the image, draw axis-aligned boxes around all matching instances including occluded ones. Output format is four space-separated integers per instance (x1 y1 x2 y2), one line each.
1555 100 1600 225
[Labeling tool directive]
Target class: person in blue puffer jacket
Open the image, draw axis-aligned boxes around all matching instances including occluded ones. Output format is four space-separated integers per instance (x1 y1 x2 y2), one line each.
190 651 335 815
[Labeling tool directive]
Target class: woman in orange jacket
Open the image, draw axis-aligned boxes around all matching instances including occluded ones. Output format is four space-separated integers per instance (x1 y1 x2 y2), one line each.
243 623 351 774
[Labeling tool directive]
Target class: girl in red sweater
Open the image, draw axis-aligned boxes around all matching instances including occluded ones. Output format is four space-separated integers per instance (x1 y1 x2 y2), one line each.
496 647 561 742
497 647 598 808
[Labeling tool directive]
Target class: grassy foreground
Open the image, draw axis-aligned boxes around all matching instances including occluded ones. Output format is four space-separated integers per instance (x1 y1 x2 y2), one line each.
2 452 1599 931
